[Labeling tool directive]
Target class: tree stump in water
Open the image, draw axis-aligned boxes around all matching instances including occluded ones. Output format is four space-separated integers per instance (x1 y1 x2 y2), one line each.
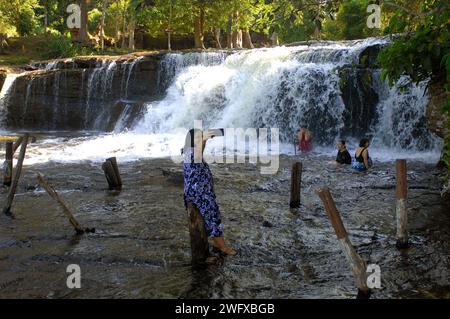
187 202 210 264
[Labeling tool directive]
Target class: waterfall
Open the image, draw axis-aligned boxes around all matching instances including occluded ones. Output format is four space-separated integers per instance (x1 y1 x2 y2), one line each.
123 56 144 99
132 38 441 154
0 74 20 129
156 51 229 93
0 37 443 163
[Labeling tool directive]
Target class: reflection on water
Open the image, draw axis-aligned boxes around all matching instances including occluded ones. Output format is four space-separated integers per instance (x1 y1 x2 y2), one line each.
0 134 449 299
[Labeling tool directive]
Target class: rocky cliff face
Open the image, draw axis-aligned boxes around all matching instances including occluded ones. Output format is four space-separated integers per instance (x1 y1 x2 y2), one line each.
2 54 163 131
0 69 6 89
426 79 449 139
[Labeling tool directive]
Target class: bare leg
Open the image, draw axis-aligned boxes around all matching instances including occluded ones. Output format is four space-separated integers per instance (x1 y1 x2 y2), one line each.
212 236 236 255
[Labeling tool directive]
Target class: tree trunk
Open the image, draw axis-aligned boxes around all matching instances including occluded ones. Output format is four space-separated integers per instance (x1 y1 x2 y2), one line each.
242 30 254 49
226 15 232 49
231 11 240 48
100 0 108 51
270 32 279 46
44 7 48 34
121 3 127 49
194 7 205 49
77 0 89 44
114 1 119 48
214 28 222 49
128 16 135 51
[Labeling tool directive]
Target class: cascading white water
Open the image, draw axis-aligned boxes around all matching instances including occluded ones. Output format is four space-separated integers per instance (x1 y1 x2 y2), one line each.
0 73 20 131
0 38 443 164
136 46 348 144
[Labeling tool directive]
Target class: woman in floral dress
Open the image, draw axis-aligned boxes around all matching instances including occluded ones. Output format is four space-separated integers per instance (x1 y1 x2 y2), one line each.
182 128 236 255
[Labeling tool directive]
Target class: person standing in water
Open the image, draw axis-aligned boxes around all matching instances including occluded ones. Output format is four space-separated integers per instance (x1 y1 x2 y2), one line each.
297 127 312 153
335 140 351 165
352 138 373 171
182 128 236 255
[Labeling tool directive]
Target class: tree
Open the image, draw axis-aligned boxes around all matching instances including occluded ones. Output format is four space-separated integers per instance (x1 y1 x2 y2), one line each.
100 0 108 51
77 0 89 43
0 0 39 36
323 0 381 40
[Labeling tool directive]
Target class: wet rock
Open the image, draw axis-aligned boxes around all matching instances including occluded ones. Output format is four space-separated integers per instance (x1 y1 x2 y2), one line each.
0 69 6 89
426 79 449 139
25 184 38 192
3 55 161 131
262 220 274 228
338 66 379 137
162 169 184 185
358 43 387 68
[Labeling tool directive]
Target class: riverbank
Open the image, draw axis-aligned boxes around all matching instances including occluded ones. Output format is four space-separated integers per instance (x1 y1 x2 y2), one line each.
0 153 449 298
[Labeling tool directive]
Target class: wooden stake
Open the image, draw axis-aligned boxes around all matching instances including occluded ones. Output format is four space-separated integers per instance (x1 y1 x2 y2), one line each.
290 162 302 208
395 159 408 249
37 173 94 234
187 202 210 264
3 141 13 186
102 157 122 190
2 135 29 215
12 136 24 154
317 187 370 298
106 157 122 186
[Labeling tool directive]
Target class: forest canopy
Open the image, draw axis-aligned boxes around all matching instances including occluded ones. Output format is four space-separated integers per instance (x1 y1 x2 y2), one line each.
0 0 441 49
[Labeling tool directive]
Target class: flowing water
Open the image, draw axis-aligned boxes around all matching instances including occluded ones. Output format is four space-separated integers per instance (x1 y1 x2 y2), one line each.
0 38 449 298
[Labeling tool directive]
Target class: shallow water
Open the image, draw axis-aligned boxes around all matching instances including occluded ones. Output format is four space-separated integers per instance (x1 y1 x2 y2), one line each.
0 136 449 299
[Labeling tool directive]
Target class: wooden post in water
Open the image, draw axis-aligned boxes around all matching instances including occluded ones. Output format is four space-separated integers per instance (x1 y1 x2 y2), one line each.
187 202 210 264
107 157 122 186
290 162 302 208
37 173 94 234
317 187 370 298
395 159 408 249
2 135 29 215
3 141 13 186
12 136 24 153
102 157 122 190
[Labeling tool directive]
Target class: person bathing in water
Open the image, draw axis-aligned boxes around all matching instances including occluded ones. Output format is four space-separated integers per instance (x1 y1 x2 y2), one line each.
352 138 373 171
335 140 351 165
182 128 236 255
297 127 312 153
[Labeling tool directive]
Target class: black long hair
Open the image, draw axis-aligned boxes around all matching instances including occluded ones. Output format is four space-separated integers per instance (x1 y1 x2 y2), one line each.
359 138 370 148
181 128 201 154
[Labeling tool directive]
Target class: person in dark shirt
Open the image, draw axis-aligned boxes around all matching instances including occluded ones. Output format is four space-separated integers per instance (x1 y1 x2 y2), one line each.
336 140 352 165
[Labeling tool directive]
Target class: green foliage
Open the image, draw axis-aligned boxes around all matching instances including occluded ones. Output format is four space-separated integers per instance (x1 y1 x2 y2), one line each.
0 0 39 36
88 8 103 34
378 0 450 85
323 0 381 40
40 35 92 60
17 6 39 36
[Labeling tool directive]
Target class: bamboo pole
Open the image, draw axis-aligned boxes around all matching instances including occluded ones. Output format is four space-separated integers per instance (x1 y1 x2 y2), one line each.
395 159 408 249
187 202 210 264
2 135 29 215
36 173 94 234
317 187 370 298
290 162 302 208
